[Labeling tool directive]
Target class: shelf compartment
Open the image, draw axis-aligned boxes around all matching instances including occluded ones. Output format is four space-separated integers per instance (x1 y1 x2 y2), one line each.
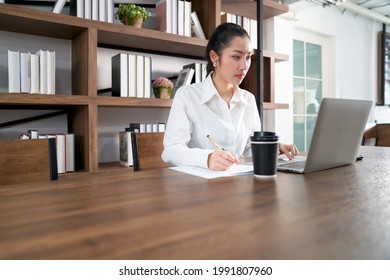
0 4 88 39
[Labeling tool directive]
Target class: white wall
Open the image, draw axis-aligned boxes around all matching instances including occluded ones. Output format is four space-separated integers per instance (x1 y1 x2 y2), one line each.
266 3 388 144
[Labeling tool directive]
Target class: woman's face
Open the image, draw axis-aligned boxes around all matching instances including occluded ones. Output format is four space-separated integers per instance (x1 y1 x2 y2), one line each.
214 36 253 86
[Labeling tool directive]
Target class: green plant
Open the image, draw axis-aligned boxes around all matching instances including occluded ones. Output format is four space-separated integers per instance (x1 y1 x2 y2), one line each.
115 4 151 21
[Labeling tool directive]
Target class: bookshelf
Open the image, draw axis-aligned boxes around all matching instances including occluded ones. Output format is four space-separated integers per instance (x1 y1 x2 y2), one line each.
0 0 289 173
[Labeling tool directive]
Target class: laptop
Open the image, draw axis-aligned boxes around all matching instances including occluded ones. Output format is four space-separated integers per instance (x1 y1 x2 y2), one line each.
277 98 373 174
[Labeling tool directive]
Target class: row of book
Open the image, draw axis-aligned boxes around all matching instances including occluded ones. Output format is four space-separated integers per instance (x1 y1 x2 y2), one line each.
119 122 166 167
68 0 114 23
111 53 152 98
8 50 56 94
19 130 74 174
156 0 206 39
221 12 258 49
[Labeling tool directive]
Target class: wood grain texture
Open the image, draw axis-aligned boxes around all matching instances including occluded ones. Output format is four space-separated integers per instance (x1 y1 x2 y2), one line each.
135 132 172 171
0 146 390 259
0 139 52 185
376 124 390 147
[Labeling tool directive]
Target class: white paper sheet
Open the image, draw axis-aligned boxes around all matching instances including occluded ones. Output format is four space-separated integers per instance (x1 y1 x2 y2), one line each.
170 164 254 179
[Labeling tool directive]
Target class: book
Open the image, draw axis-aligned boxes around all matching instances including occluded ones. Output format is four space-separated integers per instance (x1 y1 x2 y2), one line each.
172 0 178 34
52 0 67 14
158 123 166 132
183 62 201 84
144 56 152 98
136 55 144 98
28 130 38 139
119 131 134 167
65 133 75 172
49 134 66 174
184 0 191 37
48 137 59 181
190 11 206 39
8 50 20 93
131 131 139 171
36 50 48 94
47 50 56 95
112 53 128 97
178 0 184 36
99 0 106 22
30 53 40 94
128 54 136 98
156 0 172 33
106 0 114 23
20 52 30 93
91 0 98 20
70 0 83 18
84 0 91 19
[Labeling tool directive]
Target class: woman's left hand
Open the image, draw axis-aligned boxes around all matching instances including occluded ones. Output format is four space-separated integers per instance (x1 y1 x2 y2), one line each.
279 143 300 160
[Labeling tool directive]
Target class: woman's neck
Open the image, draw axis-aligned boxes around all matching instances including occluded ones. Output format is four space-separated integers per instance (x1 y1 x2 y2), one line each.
211 73 235 106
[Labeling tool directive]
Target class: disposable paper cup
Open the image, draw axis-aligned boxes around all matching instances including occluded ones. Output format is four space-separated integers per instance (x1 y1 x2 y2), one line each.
251 131 279 179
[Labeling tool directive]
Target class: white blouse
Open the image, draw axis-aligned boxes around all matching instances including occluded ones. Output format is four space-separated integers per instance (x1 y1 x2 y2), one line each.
162 74 261 168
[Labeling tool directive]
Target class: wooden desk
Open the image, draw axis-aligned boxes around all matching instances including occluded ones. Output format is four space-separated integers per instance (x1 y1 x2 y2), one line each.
1 146 390 260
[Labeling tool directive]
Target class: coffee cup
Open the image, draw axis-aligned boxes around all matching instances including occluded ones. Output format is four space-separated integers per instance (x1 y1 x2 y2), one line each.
251 131 279 179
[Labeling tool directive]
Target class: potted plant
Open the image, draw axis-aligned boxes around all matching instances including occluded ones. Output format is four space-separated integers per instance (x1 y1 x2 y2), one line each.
152 77 174 99
115 4 151 28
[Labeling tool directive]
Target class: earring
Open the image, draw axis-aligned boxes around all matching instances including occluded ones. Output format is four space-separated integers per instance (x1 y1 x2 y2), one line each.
213 62 216 67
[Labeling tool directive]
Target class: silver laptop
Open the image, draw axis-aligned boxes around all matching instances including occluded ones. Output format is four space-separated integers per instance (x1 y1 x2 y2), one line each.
277 98 373 174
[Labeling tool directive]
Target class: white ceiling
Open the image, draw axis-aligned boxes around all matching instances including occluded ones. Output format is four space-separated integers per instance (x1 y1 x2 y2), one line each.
285 0 389 24
347 0 389 18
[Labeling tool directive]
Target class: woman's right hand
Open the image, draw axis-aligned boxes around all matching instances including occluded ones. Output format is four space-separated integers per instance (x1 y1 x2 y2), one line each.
207 149 240 171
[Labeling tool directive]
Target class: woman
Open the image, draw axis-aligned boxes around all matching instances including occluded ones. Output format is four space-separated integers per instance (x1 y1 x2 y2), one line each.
162 23 298 171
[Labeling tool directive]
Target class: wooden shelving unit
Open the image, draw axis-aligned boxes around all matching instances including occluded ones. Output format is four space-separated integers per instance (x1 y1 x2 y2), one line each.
0 0 290 173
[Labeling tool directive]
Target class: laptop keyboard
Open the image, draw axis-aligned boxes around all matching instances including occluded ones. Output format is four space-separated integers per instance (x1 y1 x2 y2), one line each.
278 160 306 169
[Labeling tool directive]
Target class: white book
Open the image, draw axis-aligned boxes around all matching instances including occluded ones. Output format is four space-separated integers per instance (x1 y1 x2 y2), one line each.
65 133 75 172
191 11 206 40
144 56 151 98
201 63 207 81
250 19 257 49
99 0 106 22
146 123 152 132
119 131 133 167
30 53 40 94
84 0 91 19
47 51 56 95
158 123 166 132
106 0 114 23
156 0 172 33
111 53 128 97
8 50 20 93
139 123 146 133
128 54 136 98
184 0 191 37
77 0 84 18
178 0 184 36
91 0 98 20
171 0 178 34
136 55 144 98
36 50 48 94
20 52 30 93
52 0 67 14
152 123 158 132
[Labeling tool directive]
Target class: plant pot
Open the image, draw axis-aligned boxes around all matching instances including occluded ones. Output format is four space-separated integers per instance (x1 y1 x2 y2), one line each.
153 87 171 99
121 17 143 28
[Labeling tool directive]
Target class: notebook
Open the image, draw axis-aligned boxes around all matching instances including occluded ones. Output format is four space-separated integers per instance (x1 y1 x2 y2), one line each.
277 98 373 174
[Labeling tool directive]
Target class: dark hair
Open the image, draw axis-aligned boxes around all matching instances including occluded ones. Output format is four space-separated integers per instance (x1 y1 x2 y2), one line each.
205 22 250 75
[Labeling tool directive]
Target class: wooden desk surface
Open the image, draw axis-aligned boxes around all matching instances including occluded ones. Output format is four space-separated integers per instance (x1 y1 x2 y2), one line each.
1 146 390 260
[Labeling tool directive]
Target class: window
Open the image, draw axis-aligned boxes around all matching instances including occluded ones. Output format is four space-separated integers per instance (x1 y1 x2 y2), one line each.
293 40 323 151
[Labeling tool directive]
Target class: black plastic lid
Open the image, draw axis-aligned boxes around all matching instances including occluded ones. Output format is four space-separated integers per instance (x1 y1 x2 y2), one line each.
251 131 279 142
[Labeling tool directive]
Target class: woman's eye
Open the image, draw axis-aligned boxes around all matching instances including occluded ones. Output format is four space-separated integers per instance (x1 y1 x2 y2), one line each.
233 56 241 60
